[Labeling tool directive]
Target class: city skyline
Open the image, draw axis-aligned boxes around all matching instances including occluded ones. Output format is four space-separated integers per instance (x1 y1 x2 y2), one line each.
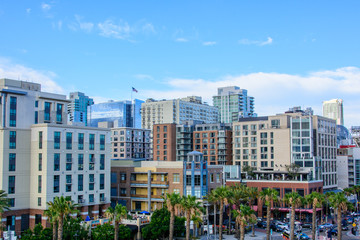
1 1 360 127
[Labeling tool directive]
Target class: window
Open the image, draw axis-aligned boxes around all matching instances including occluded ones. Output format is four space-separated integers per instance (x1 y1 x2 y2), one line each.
163 126 167 132
66 154 72 171
120 188 126 196
173 189 180 194
38 197 41 207
89 134 95 150
35 100 39 108
173 173 180 183
100 154 105 170
9 198 15 207
9 153 15 171
8 176 15 194
35 111 38 124
210 173 214 183
100 134 105 150
271 119 280 128
66 132 72 150
78 154 84 170
120 173 126 181
66 175 72 192
44 102 51 121
38 175 42 193
100 174 105 190
89 154 95 170
89 194 94 203
38 153 42 171
89 174 95 190
56 104 63 122
216 173 220 183
9 96 17 127
39 132 43 149
9 131 16 149
78 175 83 191
54 175 60 193
54 153 60 171
78 133 84 150
54 132 60 149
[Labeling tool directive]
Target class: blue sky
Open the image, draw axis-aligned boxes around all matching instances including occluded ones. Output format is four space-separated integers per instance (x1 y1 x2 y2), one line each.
1 1 360 127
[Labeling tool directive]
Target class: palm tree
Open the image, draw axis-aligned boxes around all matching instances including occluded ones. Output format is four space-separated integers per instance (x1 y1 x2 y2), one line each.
205 189 218 237
284 192 303 240
234 204 256 240
47 196 79 240
181 195 203 240
324 191 335 223
230 185 248 238
329 192 350 240
306 192 324 240
105 203 128 240
165 192 182 240
44 207 58 240
226 187 235 235
247 187 259 237
0 190 10 239
214 186 229 240
260 188 279 240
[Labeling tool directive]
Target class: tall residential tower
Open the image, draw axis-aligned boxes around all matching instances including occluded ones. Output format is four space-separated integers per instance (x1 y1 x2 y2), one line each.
213 86 255 124
68 92 94 126
323 99 344 125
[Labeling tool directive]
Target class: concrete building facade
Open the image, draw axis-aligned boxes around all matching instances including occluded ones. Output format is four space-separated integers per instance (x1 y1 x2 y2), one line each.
213 86 255 124
323 99 344 125
337 146 360 189
153 124 176 161
111 127 151 161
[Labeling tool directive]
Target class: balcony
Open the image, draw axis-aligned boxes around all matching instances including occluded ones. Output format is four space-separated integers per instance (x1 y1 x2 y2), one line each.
131 194 164 201
100 197 106 202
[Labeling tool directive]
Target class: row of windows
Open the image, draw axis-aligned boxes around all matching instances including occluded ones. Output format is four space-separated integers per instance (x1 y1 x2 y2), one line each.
53 174 105 193
37 193 105 207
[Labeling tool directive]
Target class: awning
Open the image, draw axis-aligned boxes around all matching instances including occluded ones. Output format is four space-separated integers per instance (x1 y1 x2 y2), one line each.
271 208 321 213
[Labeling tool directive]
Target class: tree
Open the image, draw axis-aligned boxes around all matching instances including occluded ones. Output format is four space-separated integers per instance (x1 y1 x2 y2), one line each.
181 195 203 240
21 223 52 240
62 216 89 240
329 192 350 240
44 207 58 240
104 203 128 240
213 186 229 240
234 205 256 240
164 192 182 240
306 192 324 240
0 190 10 239
225 187 235 235
242 165 256 179
284 192 303 240
246 187 259 237
141 207 185 240
205 189 219 237
260 188 279 240
47 196 79 240
91 223 114 240
285 163 300 180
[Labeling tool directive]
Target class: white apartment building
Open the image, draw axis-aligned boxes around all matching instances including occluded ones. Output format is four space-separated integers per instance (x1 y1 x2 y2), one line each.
232 107 337 190
323 99 344 125
111 127 151 160
0 78 111 234
141 96 218 131
337 146 360 189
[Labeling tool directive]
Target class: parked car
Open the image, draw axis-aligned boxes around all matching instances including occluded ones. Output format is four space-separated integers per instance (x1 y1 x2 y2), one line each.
302 223 312 228
257 221 267 228
318 223 333 232
277 222 289 231
342 225 349 231
274 225 285 232
347 218 354 224
329 227 338 236
297 233 310 240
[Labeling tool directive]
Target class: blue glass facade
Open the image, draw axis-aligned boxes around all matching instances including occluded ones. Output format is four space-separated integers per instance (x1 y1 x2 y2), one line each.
89 99 143 128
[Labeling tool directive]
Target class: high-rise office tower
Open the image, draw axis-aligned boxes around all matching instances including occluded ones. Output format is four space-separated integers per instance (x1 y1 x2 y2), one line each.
323 99 344 125
68 92 94 126
213 86 256 123
90 99 143 128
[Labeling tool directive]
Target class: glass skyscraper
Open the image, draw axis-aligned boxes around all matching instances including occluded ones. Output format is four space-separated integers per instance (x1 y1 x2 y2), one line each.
68 92 94 126
89 99 143 128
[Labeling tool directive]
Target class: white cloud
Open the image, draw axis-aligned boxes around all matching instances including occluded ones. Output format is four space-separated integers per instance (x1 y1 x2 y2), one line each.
0 58 64 94
97 19 131 39
75 15 94 33
142 23 156 34
91 96 112 104
175 38 188 42
134 74 153 80
26 8 31 14
142 67 360 127
239 37 273 46
52 20 62 30
41 3 51 11
203 41 216 46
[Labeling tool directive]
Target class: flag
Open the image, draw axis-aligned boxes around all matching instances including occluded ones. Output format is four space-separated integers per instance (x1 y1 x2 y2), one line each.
132 87 138 93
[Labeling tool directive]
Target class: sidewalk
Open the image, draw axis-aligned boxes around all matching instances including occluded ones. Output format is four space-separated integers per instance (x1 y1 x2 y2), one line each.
203 231 267 240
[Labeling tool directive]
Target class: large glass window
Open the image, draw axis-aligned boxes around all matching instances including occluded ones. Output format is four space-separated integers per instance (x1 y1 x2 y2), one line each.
78 154 84 170
89 134 95 150
66 154 72 171
8 176 15 194
39 131 43 149
9 131 16 149
173 173 180 183
89 174 94 190
56 104 63 122
78 133 84 150
66 132 72 150
89 154 95 170
54 153 60 171
9 96 17 127
100 174 105 190
54 132 60 149
38 175 42 193
78 175 83 191
44 102 51 122
9 153 15 171
100 154 105 170
38 153 42 171
53 175 59 193
100 134 105 150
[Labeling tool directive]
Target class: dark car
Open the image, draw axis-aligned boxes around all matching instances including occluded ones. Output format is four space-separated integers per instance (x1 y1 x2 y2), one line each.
342 225 349 231
329 228 338 236
347 218 354 224
302 223 312 229
275 225 285 232
257 221 267 228
298 233 310 240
